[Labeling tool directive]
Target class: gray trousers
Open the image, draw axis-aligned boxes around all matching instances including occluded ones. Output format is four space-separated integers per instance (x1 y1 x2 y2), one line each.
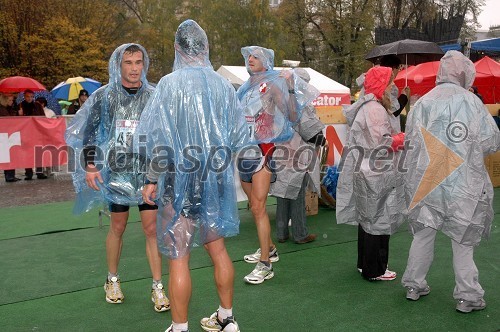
275 177 308 242
402 227 484 301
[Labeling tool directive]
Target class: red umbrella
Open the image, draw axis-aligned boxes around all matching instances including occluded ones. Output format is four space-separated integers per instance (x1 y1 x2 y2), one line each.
394 61 440 97
473 56 500 104
0 76 46 93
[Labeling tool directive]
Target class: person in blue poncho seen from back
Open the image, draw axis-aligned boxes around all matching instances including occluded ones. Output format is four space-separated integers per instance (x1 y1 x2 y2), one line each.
137 20 248 332
65 43 169 313
237 46 319 285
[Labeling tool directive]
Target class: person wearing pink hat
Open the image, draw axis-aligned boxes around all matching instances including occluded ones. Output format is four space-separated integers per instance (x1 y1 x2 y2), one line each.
336 66 405 281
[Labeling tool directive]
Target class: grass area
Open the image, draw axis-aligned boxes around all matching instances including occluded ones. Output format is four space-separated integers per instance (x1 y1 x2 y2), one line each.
0 195 499 331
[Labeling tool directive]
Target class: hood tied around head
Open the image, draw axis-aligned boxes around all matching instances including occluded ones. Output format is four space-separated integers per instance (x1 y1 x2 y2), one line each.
241 46 275 75
364 66 392 100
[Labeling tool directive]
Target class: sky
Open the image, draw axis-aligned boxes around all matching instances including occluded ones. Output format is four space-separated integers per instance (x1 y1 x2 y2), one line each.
477 0 500 30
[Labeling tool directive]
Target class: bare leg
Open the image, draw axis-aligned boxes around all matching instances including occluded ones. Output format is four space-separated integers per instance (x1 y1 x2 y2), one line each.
240 180 253 208
205 238 234 309
106 211 128 274
168 254 191 323
247 167 274 262
140 209 162 280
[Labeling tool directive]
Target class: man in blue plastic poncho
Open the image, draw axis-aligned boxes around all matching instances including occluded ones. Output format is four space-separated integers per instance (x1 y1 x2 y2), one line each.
237 46 319 285
401 50 500 313
137 20 247 332
65 44 169 313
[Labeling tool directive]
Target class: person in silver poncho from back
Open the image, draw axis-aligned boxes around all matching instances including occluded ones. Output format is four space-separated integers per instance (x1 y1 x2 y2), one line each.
137 20 246 332
401 50 500 313
65 43 169 312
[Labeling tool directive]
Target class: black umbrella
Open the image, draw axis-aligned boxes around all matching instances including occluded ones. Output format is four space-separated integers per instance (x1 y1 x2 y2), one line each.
365 39 444 65
366 39 445 86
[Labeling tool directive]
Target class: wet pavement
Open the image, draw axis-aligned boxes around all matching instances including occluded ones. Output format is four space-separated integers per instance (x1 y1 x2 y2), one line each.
0 170 75 208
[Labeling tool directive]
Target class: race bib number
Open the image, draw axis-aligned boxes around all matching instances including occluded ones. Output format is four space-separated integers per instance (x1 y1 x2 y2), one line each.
245 115 255 141
115 119 139 149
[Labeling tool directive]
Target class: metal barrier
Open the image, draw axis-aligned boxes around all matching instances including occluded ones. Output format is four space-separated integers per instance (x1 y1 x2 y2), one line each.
98 205 110 228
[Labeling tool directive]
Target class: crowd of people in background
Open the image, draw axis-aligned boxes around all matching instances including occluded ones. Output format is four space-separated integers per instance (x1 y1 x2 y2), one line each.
0 85 89 183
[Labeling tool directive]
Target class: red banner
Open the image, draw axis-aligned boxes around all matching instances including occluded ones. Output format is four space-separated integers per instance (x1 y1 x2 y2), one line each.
0 117 68 170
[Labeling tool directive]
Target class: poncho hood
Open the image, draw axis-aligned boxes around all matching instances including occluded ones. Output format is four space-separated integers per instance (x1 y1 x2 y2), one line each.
364 66 392 100
173 19 212 71
241 46 275 74
436 50 475 89
108 43 150 89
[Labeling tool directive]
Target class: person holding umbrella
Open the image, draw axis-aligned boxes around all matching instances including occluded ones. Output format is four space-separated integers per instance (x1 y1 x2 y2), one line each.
356 55 409 123
0 92 21 182
19 89 47 180
65 43 169 313
67 89 89 114
379 55 410 114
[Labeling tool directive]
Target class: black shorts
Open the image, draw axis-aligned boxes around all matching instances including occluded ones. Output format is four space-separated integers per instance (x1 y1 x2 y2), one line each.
237 156 277 183
109 203 159 213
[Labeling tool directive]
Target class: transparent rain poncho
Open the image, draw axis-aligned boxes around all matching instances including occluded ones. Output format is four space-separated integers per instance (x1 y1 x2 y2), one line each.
336 66 405 235
404 50 500 245
270 68 325 199
134 20 249 258
237 46 319 159
65 43 155 213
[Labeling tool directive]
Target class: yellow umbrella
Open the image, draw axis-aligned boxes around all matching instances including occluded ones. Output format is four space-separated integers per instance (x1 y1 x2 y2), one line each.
51 77 101 101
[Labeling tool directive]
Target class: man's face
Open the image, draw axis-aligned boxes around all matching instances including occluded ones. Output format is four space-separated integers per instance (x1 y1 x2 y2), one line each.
248 55 265 73
24 92 34 103
79 94 88 104
121 51 144 88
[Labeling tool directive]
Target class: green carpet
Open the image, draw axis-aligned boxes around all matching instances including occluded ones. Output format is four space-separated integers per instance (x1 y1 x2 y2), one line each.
1 194 499 331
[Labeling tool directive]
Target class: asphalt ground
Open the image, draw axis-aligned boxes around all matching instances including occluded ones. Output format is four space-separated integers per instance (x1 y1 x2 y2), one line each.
0 169 74 208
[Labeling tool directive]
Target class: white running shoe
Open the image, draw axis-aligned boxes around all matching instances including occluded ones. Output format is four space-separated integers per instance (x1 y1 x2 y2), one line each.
151 283 170 312
165 324 189 332
200 311 240 332
104 276 124 304
243 262 274 284
243 247 279 263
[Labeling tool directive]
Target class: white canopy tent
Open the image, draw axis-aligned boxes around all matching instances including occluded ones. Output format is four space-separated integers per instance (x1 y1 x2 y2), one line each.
217 66 351 106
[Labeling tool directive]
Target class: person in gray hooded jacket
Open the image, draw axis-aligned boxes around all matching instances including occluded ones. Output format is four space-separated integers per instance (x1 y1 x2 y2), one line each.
401 50 500 313
270 68 326 244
